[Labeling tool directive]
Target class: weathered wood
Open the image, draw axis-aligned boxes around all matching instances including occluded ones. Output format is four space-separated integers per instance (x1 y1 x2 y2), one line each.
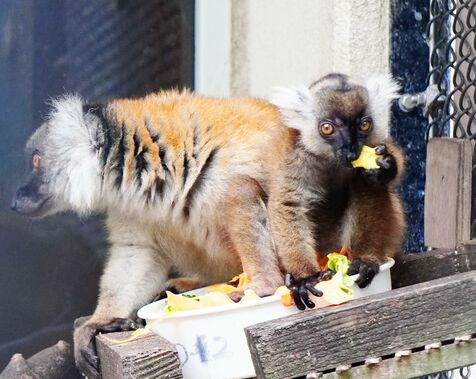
245 271 476 379
26 340 76 379
424 138 472 249
0 354 36 379
392 244 476 288
319 339 476 379
0 341 78 379
96 331 183 379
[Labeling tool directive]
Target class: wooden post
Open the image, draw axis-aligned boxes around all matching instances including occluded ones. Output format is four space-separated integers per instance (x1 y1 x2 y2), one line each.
391 242 476 288
424 137 473 249
96 331 183 379
245 271 476 379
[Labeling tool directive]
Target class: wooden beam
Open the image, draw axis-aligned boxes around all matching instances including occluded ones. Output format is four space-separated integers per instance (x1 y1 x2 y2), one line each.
0 341 77 379
424 138 472 249
319 339 476 379
96 331 183 379
245 271 476 379
391 243 476 288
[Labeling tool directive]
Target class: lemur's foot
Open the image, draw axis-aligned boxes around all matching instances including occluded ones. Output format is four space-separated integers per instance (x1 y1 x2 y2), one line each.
348 259 380 288
284 271 331 310
74 318 141 378
361 144 397 186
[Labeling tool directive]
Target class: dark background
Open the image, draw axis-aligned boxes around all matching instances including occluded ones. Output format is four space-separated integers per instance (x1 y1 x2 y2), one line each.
390 0 429 253
0 0 194 369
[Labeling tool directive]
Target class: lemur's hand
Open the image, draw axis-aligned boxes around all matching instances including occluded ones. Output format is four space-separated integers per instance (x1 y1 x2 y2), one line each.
348 259 380 288
74 318 141 378
360 144 397 186
284 271 331 310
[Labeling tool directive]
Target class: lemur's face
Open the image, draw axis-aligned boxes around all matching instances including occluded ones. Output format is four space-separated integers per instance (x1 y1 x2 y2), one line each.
314 88 373 166
270 72 396 166
11 123 64 217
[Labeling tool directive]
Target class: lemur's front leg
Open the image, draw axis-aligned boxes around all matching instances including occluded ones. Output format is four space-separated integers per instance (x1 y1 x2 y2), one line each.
268 187 324 310
74 242 169 377
349 139 405 287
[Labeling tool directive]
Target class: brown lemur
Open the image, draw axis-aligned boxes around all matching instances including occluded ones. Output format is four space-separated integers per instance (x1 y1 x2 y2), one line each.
11 73 404 375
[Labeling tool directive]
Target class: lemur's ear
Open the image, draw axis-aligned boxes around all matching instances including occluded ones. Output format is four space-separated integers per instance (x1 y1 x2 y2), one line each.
366 74 401 136
270 85 316 131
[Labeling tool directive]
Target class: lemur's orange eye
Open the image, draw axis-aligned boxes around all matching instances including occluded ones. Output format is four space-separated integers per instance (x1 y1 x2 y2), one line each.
32 154 41 169
360 120 372 132
319 122 335 136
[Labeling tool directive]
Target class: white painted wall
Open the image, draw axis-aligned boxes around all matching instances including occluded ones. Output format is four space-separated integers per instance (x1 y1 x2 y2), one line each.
195 0 391 98
194 0 232 97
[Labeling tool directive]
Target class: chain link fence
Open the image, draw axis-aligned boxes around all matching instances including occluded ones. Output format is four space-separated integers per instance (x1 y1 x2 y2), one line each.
421 1 475 377
426 0 476 139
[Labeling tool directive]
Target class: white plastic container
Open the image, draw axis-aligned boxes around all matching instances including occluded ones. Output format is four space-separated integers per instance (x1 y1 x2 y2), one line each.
137 258 394 379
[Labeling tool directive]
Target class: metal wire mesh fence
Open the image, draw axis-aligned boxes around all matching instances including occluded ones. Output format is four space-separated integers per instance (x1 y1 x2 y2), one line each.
422 1 475 377
426 0 476 238
426 0 476 139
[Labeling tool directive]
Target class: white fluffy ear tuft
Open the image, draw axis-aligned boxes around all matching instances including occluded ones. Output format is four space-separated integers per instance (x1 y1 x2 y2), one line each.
47 94 103 214
366 74 401 136
269 85 316 130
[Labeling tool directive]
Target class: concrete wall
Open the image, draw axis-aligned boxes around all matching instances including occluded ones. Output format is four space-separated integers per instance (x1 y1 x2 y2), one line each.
196 0 391 98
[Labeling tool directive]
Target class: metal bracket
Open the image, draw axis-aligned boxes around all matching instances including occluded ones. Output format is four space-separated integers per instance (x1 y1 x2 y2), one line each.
398 84 445 117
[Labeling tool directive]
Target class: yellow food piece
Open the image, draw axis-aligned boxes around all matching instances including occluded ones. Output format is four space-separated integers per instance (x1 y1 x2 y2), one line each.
99 328 152 344
199 292 235 307
274 286 294 307
207 283 240 294
315 280 353 305
229 272 250 290
166 290 234 313
241 289 261 302
166 291 204 311
351 145 382 170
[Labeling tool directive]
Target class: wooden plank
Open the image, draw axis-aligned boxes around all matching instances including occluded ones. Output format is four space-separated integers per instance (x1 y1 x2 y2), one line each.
319 339 476 379
96 331 183 379
391 243 476 288
245 271 476 379
424 138 472 249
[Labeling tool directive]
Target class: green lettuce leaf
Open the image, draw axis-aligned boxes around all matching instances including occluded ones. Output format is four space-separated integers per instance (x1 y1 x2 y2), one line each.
327 253 355 297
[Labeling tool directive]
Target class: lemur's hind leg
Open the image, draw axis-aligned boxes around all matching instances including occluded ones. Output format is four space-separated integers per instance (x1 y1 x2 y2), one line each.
222 175 283 297
74 226 170 377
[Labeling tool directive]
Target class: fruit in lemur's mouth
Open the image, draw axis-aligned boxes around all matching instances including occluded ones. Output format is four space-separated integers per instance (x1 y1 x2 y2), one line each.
351 145 383 169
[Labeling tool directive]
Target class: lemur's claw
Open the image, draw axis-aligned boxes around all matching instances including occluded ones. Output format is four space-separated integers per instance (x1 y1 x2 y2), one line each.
374 144 388 155
79 345 100 377
348 259 380 288
97 317 140 333
75 317 141 378
285 272 325 310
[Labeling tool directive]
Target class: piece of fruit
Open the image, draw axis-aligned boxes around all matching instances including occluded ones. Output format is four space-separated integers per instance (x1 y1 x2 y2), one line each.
351 145 382 170
199 292 235 307
165 291 204 311
207 283 239 294
275 285 294 307
315 280 353 305
240 289 261 302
